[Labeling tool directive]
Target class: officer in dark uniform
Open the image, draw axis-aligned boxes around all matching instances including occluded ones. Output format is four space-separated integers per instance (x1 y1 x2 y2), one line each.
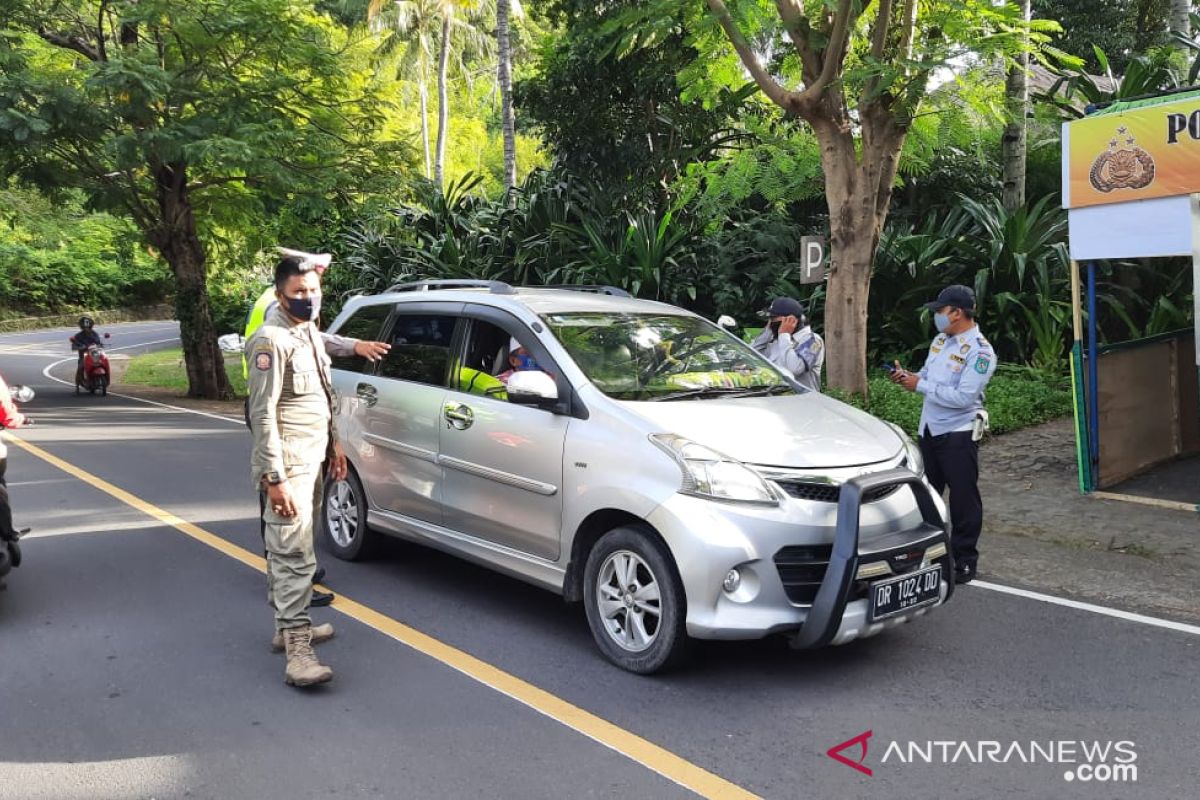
890 285 996 583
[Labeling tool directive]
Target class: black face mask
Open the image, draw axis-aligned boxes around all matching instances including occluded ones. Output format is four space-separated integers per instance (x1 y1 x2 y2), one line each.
282 294 321 322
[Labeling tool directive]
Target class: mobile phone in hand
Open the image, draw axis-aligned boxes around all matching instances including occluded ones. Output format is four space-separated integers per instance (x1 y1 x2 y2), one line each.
881 362 897 373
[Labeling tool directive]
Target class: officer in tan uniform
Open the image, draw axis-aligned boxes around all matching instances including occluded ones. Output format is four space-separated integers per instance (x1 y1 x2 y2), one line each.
246 253 346 687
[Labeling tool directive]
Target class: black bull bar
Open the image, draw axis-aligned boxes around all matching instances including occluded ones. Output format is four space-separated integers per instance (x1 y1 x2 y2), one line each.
790 468 954 649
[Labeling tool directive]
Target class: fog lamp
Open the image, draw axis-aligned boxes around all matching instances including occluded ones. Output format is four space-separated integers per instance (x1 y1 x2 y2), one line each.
723 569 742 594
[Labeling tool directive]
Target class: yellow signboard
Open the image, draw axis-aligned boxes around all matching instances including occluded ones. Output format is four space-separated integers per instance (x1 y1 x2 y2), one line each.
1065 94 1200 209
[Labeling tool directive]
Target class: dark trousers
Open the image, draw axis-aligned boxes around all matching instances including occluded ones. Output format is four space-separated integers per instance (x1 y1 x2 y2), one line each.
918 430 982 570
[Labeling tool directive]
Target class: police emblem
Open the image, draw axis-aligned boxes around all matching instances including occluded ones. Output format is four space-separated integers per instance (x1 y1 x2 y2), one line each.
1089 126 1155 194
255 351 273 371
975 356 991 374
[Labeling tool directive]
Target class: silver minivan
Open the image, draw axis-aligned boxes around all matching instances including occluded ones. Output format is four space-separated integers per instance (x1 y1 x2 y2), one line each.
321 281 955 673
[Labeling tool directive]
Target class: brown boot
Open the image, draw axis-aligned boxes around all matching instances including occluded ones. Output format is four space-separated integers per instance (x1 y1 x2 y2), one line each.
281 625 333 687
271 622 334 653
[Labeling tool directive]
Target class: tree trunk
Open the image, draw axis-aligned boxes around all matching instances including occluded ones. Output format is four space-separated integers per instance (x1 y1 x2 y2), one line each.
1171 0 1191 46
434 14 451 191
1001 0 1031 213
419 74 432 179
807 105 906 396
150 161 232 400
497 0 517 192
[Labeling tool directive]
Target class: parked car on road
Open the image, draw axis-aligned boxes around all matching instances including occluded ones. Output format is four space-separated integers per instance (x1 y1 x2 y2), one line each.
321 281 954 673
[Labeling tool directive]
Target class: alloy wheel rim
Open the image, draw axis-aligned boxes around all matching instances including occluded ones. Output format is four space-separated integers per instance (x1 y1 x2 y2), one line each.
596 549 662 653
326 480 359 548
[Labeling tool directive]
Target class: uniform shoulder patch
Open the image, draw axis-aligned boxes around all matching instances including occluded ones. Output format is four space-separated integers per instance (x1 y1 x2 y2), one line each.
254 351 273 371
974 355 992 374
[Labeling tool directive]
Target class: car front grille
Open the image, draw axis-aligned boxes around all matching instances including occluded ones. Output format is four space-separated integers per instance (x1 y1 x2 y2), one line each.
776 481 901 504
773 544 833 605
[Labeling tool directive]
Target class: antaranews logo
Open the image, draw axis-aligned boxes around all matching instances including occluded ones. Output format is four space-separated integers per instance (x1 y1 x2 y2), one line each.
826 731 1138 784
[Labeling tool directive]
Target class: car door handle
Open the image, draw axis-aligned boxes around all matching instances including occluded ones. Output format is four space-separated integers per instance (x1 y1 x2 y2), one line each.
356 382 378 407
444 403 474 430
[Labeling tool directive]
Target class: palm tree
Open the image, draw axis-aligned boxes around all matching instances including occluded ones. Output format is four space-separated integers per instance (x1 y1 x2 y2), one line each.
496 0 523 191
433 0 491 191
371 0 491 192
369 0 441 179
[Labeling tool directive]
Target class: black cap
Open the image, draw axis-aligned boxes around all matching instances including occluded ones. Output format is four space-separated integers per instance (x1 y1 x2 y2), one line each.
760 297 805 318
922 284 975 312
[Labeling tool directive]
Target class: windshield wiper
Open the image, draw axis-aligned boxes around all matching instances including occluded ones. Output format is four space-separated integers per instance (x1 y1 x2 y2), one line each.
727 384 793 398
646 386 756 402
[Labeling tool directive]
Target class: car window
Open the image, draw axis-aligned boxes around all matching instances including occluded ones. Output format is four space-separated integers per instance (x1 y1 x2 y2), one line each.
544 312 791 401
329 303 392 373
377 313 457 386
454 319 512 401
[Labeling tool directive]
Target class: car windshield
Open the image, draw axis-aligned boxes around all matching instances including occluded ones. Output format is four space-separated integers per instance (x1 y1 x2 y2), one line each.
543 312 794 401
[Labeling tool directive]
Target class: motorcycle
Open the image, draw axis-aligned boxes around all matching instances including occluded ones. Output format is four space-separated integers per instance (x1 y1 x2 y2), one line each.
0 384 34 590
73 333 112 396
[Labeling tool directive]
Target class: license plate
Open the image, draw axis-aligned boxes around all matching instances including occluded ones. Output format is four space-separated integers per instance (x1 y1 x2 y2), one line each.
868 565 942 622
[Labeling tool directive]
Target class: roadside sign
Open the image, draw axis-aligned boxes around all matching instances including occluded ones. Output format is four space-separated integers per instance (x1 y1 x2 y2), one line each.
800 236 827 284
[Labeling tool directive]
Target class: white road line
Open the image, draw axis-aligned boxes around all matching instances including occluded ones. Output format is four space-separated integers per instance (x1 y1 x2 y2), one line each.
40 336 243 426
971 580 1200 637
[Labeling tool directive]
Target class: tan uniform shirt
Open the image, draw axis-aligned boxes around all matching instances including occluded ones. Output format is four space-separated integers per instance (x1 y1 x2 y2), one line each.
245 305 337 486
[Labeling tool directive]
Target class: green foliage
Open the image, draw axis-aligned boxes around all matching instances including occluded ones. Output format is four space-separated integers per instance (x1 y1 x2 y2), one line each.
518 0 751 207
0 185 168 315
1033 0 1171 73
827 368 1072 438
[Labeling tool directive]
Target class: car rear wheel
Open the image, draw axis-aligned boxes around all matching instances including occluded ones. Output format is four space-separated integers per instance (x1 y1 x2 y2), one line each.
583 525 689 674
321 468 376 561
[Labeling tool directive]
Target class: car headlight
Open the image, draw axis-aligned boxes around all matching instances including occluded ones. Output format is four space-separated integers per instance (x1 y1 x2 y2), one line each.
885 422 923 476
650 434 779 505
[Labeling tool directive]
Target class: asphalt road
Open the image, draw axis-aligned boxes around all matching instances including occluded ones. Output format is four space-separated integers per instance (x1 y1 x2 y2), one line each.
1 322 1196 800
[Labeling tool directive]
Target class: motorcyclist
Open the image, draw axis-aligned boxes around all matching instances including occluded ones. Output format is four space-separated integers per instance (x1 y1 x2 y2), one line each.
70 316 104 385
0 370 30 585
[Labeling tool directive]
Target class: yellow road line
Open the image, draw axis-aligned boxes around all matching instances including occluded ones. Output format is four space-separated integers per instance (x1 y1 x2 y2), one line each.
3 432 761 800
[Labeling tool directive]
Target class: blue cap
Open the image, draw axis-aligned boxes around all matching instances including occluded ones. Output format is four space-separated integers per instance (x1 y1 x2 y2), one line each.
922 284 975 312
761 297 805 318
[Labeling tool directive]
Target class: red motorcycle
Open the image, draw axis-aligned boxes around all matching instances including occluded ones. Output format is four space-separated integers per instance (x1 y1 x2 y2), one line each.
73 334 112 396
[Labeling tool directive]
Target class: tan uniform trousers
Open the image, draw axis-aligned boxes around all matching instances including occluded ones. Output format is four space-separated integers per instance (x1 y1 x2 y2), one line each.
261 468 323 630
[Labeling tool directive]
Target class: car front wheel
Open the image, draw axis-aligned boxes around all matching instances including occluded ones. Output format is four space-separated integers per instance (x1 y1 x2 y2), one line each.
583 525 689 674
321 468 376 561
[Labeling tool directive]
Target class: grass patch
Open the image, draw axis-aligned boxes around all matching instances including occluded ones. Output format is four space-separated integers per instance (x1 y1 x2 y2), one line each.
826 365 1072 437
122 348 247 397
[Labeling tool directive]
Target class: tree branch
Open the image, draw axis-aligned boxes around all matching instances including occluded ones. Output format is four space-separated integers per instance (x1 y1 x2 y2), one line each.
37 27 101 61
707 0 799 112
869 0 893 61
793 0 855 107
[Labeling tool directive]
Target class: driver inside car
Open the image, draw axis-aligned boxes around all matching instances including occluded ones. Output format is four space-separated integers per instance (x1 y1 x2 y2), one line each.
496 337 549 386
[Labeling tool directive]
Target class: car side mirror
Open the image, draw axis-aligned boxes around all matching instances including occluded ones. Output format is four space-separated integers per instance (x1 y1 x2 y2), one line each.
506 370 559 408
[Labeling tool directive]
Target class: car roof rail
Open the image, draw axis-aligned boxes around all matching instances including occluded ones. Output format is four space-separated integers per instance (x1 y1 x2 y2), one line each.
385 279 517 295
539 284 633 298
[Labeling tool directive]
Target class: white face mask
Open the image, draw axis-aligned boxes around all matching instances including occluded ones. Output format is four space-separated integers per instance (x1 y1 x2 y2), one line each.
934 312 952 333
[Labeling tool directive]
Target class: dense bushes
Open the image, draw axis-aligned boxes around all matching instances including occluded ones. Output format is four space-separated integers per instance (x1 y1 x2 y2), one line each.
827 367 1073 438
335 165 1189 384
0 197 170 318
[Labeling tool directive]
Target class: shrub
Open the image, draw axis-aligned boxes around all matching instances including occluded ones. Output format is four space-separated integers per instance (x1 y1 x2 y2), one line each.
826 367 1071 437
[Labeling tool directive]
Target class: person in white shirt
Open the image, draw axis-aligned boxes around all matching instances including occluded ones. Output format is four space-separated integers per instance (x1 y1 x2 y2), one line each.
749 297 824 392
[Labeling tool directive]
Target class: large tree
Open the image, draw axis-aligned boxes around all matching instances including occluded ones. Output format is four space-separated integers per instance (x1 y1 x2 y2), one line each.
615 1 1046 393
0 0 394 398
